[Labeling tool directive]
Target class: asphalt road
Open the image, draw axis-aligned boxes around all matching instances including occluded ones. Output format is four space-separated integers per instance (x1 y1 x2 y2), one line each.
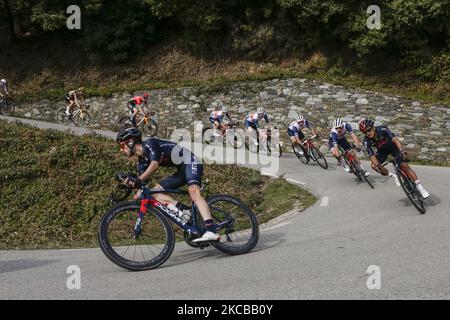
1 115 449 299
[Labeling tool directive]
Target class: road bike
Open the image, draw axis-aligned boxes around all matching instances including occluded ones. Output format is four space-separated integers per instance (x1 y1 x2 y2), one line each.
119 111 158 137
381 154 425 214
245 126 283 157
202 119 244 149
56 103 91 126
292 135 328 169
339 144 374 189
0 96 14 116
98 174 260 271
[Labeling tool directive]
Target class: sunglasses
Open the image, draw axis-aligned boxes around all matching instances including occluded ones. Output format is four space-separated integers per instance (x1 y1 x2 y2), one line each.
119 140 132 151
335 126 343 130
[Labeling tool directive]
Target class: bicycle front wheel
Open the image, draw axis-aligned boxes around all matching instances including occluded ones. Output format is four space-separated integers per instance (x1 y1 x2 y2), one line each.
207 195 259 255
398 173 425 214
98 201 175 271
202 127 218 145
56 108 71 124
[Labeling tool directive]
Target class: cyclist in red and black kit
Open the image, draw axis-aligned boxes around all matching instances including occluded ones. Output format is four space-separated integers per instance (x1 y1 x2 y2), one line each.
360 119 430 199
127 93 149 127
116 127 221 242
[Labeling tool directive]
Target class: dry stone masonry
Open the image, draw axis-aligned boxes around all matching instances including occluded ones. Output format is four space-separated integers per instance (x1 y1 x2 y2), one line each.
14 78 449 164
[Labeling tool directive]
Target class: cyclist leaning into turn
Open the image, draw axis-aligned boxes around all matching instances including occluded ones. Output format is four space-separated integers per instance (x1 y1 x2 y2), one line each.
288 114 318 155
116 127 221 242
127 93 149 127
209 105 231 137
245 107 272 146
329 118 369 176
359 119 430 199
0 79 9 99
65 87 85 118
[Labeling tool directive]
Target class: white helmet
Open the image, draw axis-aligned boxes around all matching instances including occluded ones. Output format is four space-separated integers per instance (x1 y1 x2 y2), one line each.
0 79 7 84
295 114 304 122
257 107 264 114
333 118 343 129
222 106 228 113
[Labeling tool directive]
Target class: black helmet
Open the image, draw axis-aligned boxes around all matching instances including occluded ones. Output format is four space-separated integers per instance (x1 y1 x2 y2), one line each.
359 119 374 133
116 127 142 143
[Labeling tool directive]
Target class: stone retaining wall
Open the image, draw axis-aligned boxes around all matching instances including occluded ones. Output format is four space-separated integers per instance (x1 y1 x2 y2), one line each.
13 78 450 164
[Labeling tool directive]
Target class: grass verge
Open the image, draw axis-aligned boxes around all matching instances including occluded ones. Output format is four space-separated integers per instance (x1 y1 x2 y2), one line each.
0 120 316 249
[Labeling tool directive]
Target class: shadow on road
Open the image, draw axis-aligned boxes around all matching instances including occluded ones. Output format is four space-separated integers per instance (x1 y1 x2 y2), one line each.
398 195 441 211
0 259 59 274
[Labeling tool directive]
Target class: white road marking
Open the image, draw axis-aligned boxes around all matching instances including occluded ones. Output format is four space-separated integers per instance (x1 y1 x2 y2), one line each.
286 178 306 185
262 221 292 232
320 196 329 207
260 171 280 178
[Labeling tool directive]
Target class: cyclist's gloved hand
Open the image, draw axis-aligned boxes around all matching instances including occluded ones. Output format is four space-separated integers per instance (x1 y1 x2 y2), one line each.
125 176 143 189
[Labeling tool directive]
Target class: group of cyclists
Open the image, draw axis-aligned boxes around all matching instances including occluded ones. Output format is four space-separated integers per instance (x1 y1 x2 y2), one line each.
208 104 431 199
64 87 150 126
2 79 431 241
113 100 431 243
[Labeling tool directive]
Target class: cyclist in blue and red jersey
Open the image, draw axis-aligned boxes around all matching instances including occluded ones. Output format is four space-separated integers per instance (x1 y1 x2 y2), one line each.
360 119 430 199
116 127 220 242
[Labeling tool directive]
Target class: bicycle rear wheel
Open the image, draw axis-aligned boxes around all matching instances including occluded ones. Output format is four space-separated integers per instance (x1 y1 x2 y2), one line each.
98 201 175 271
74 110 91 126
207 195 259 255
141 118 158 137
310 146 328 169
227 130 244 149
0 99 14 116
398 173 425 214
267 137 282 157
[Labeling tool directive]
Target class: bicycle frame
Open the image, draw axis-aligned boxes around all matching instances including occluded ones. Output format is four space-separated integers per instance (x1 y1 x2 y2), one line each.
135 187 233 237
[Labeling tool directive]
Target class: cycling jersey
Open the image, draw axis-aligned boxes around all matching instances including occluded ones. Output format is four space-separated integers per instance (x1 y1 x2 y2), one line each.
363 126 405 165
245 112 269 129
128 96 146 109
328 122 354 151
209 110 229 124
0 82 9 96
137 138 203 188
288 119 312 140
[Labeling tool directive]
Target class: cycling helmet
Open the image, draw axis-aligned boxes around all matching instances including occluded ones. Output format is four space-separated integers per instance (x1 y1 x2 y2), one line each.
295 114 304 122
142 93 149 100
257 107 264 114
116 127 142 143
333 118 343 129
0 79 7 84
222 106 228 113
359 119 374 133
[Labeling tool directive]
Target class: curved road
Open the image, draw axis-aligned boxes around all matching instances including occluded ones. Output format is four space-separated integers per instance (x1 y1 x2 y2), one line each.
0 116 449 299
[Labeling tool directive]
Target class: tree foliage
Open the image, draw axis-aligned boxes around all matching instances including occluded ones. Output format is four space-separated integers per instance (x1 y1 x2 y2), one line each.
1 0 449 69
